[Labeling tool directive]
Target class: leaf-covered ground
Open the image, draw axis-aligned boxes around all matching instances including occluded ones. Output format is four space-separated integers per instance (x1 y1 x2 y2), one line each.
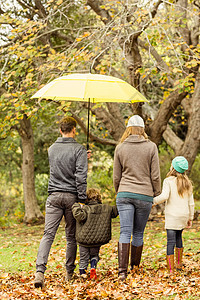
0 218 200 299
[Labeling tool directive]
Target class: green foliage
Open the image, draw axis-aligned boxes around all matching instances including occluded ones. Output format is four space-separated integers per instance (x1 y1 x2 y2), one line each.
169 105 188 140
0 179 24 227
87 150 115 204
35 174 49 211
33 102 63 175
0 135 22 178
190 153 200 200
158 142 175 182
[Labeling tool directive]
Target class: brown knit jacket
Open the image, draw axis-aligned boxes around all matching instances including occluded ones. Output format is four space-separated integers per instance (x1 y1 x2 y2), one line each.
113 135 161 197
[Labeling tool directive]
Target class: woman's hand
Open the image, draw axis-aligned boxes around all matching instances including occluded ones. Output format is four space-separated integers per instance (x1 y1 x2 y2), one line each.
187 220 192 228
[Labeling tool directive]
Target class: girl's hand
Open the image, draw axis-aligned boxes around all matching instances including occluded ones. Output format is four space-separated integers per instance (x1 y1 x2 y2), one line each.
187 220 192 228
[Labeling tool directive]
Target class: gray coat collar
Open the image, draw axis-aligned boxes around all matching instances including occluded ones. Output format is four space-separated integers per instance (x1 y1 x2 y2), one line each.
55 137 76 143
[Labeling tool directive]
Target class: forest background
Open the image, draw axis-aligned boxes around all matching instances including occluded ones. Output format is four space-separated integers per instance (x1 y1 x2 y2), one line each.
0 0 200 226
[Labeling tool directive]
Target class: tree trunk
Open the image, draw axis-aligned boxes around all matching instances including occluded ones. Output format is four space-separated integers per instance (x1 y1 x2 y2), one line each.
163 125 184 153
178 71 200 171
19 115 44 224
126 37 144 116
148 90 187 145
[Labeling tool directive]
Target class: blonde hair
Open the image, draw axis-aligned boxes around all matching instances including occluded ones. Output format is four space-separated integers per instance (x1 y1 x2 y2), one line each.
167 168 193 197
119 126 148 143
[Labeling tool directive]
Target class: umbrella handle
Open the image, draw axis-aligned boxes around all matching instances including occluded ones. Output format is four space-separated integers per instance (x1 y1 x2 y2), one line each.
86 98 90 150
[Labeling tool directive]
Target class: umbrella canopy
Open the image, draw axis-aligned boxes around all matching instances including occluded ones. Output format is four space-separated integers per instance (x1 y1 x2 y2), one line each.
31 73 148 149
31 73 148 103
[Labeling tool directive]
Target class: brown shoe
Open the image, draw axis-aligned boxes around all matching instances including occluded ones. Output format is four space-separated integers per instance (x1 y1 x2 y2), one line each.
34 272 44 288
166 255 174 274
118 243 130 281
66 271 73 282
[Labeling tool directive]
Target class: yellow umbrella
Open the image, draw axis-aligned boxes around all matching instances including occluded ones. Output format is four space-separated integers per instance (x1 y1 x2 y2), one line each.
31 73 148 148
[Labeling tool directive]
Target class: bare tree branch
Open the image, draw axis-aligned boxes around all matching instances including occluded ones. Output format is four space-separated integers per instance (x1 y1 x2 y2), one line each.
35 0 47 18
52 30 74 44
148 89 187 144
138 38 174 86
16 0 47 19
0 7 5 14
128 0 163 40
163 125 184 153
87 0 112 24
179 70 200 170
16 0 36 15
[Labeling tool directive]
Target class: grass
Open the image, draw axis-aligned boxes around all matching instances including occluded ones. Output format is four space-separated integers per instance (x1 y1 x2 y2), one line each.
0 223 67 274
0 216 199 274
195 199 200 210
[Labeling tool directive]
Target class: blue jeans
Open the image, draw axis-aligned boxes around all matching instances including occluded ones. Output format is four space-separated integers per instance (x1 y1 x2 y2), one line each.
116 197 152 246
166 229 183 255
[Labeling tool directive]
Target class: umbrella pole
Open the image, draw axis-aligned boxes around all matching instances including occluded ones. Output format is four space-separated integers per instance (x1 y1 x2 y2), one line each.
87 98 90 150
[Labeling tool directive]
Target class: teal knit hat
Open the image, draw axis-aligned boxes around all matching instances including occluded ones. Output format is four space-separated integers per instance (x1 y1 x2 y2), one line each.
172 156 188 173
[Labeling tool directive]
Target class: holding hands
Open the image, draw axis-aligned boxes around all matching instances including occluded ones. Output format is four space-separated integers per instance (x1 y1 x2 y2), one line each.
87 150 92 159
187 220 192 228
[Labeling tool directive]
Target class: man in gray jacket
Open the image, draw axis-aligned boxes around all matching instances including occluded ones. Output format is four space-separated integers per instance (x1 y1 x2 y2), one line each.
34 116 88 288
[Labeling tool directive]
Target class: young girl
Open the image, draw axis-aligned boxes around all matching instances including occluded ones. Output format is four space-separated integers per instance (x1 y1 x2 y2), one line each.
153 156 194 274
72 188 118 279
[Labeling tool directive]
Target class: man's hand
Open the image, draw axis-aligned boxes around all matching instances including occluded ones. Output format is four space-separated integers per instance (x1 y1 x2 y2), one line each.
87 150 92 159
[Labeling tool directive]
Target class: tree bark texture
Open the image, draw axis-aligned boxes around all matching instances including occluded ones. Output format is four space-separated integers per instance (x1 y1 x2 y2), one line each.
148 90 187 145
163 125 184 153
178 72 200 170
19 115 44 224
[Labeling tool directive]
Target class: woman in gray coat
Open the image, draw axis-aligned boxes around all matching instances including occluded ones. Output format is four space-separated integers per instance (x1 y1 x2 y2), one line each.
113 115 161 281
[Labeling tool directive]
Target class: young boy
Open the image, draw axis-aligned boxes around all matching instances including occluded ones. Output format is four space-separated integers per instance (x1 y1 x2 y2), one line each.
72 188 118 279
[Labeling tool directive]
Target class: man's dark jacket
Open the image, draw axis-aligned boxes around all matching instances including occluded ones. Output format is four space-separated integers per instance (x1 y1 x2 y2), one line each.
72 202 118 247
48 137 88 202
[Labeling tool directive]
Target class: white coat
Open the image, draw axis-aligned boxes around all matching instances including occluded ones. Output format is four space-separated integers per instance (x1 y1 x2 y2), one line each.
153 176 194 230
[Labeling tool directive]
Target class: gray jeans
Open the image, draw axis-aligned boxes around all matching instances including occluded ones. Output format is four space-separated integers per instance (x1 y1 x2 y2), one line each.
79 245 100 270
36 192 77 274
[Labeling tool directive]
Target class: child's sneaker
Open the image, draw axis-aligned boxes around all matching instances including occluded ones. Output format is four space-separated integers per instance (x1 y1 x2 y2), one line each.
90 268 97 279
